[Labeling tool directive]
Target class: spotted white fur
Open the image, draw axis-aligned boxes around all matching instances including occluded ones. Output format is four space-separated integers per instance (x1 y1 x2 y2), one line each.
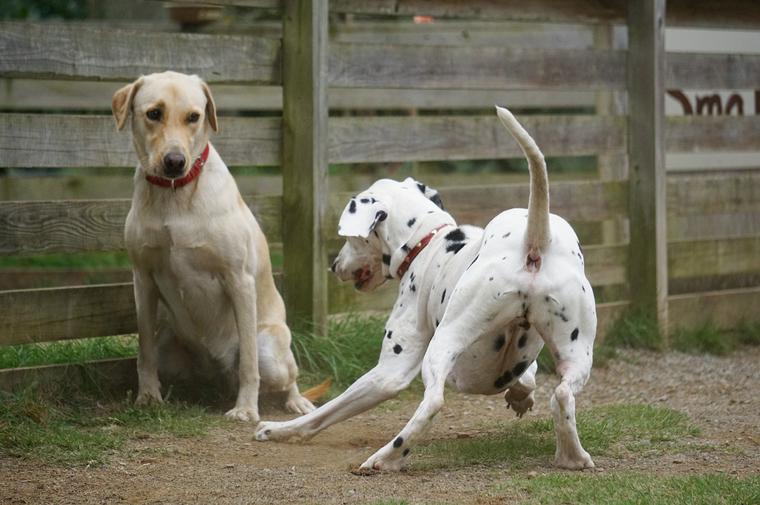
255 107 597 472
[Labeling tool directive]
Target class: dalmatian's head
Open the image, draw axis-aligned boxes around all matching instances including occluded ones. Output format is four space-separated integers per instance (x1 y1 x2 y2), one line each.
331 177 448 291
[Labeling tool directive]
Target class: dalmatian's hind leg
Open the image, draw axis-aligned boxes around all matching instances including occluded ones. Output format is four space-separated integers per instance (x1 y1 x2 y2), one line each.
504 360 537 417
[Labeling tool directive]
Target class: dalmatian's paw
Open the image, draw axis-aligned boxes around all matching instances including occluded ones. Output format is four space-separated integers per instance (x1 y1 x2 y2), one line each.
225 405 260 423
285 395 316 415
359 442 409 472
504 389 534 418
255 421 305 442
554 449 595 470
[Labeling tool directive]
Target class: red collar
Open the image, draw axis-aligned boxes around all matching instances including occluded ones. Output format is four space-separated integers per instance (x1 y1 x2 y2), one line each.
395 224 451 278
145 144 209 189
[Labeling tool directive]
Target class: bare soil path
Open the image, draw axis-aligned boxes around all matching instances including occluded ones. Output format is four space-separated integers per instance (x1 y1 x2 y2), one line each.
3 348 759 504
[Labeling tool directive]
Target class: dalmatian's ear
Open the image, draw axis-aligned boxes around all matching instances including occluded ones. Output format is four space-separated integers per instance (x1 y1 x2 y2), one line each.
338 195 389 238
408 177 445 210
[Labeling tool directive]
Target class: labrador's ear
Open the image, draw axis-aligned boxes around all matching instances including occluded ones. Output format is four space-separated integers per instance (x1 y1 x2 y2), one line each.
200 81 218 132
111 77 144 131
408 177 445 210
338 195 389 238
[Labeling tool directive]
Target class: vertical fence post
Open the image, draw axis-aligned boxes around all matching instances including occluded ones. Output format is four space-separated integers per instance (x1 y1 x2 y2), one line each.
281 0 329 333
627 0 669 336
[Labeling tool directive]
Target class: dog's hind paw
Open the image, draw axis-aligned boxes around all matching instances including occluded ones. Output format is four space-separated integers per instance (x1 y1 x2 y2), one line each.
225 406 260 423
135 389 163 406
505 389 534 418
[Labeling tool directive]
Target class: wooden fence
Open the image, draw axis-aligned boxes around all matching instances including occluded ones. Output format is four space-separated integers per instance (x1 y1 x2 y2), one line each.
1 0 760 387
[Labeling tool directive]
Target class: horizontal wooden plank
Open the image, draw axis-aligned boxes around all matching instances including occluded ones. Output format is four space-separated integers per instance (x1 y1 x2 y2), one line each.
329 0 760 29
668 286 760 332
667 170 760 241
667 52 760 90
0 357 136 393
154 0 279 8
667 116 760 153
0 22 281 84
0 174 282 201
0 114 280 168
329 115 626 163
0 283 136 346
1 114 620 168
0 79 596 112
669 236 760 279
0 196 282 255
330 44 626 90
0 268 132 290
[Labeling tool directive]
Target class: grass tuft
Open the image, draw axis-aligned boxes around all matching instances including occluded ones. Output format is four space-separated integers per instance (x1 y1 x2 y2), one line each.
605 310 662 351
0 335 138 370
414 404 699 470
671 321 733 356
502 473 760 505
291 315 385 391
0 387 220 466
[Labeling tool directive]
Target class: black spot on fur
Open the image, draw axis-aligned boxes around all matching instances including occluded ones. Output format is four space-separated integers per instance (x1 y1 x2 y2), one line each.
441 289 446 304
403 448 410 457
435 319 440 328
430 193 444 209
554 311 569 323
393 344 403 354
410 284 416 293
348 200 356 213
503 232 511 238
385 330 393 339
393 436 404 448
416 182 426 193
375 210 387 222
494 370 513 389
513 361 529 377
401 244 409 252
494 334 506 351
410 272 415 282
382 254 391 265
582 285 586 292
518 333 528 348
445 228 465 242
360 198 370 203
407 217 416 227
446 242 466 254
571 328 579 341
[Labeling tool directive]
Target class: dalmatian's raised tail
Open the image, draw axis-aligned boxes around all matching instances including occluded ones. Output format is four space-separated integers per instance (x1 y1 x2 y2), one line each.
495 105 550 271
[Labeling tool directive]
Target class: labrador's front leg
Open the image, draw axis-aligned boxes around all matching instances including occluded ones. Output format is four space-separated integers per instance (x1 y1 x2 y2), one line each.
225 272 260 422
133 268 163 406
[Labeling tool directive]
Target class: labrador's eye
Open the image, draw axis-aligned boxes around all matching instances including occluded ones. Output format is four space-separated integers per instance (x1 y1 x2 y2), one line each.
188 112 200 123
146 108 162 121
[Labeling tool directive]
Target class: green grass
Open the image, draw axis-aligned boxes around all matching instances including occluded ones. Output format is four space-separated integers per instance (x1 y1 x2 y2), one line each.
500 473 760 505
605 310 662 351
0 387 222 465
0 251 131 269
291 315 386 391
0 335 137 369
414 404 699 470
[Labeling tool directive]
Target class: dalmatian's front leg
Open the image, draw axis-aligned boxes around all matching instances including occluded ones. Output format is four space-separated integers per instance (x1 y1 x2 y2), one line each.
255 323 426 442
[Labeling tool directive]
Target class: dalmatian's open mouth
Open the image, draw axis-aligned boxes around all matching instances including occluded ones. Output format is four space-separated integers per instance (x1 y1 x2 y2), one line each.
353 267 373 289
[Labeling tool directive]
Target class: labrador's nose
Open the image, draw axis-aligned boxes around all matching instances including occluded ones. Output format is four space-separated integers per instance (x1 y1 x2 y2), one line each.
163 152 186 178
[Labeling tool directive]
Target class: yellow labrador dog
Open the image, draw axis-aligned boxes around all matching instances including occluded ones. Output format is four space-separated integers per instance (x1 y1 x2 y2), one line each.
112 71 318 422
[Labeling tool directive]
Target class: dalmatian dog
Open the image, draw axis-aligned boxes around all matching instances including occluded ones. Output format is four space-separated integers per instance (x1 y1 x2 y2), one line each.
255 106 596 471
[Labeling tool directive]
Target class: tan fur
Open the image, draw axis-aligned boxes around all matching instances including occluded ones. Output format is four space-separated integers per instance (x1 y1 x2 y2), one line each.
114 71 315 422
301 378 333 403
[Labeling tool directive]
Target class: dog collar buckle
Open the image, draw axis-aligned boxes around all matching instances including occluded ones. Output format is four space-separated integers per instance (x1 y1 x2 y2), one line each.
395 224 451 278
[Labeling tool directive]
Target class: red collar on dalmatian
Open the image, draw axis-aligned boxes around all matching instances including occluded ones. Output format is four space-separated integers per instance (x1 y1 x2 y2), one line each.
145 144 209 189
395 224 452 279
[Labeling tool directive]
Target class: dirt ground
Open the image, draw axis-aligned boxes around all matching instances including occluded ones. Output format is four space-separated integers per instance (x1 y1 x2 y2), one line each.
3 347 760 505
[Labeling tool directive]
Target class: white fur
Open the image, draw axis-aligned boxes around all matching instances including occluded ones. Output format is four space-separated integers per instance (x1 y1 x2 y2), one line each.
255 108 596 471
114 71 314 422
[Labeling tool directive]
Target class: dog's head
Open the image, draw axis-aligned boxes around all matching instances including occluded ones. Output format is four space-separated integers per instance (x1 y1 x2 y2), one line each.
331 177 450 291
111 71 218 179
